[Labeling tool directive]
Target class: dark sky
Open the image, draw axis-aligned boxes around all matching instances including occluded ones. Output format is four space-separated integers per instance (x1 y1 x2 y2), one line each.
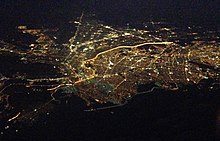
0 0 219 28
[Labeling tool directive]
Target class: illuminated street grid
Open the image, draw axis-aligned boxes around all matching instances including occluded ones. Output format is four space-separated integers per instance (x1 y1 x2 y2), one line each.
0 13 219 123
